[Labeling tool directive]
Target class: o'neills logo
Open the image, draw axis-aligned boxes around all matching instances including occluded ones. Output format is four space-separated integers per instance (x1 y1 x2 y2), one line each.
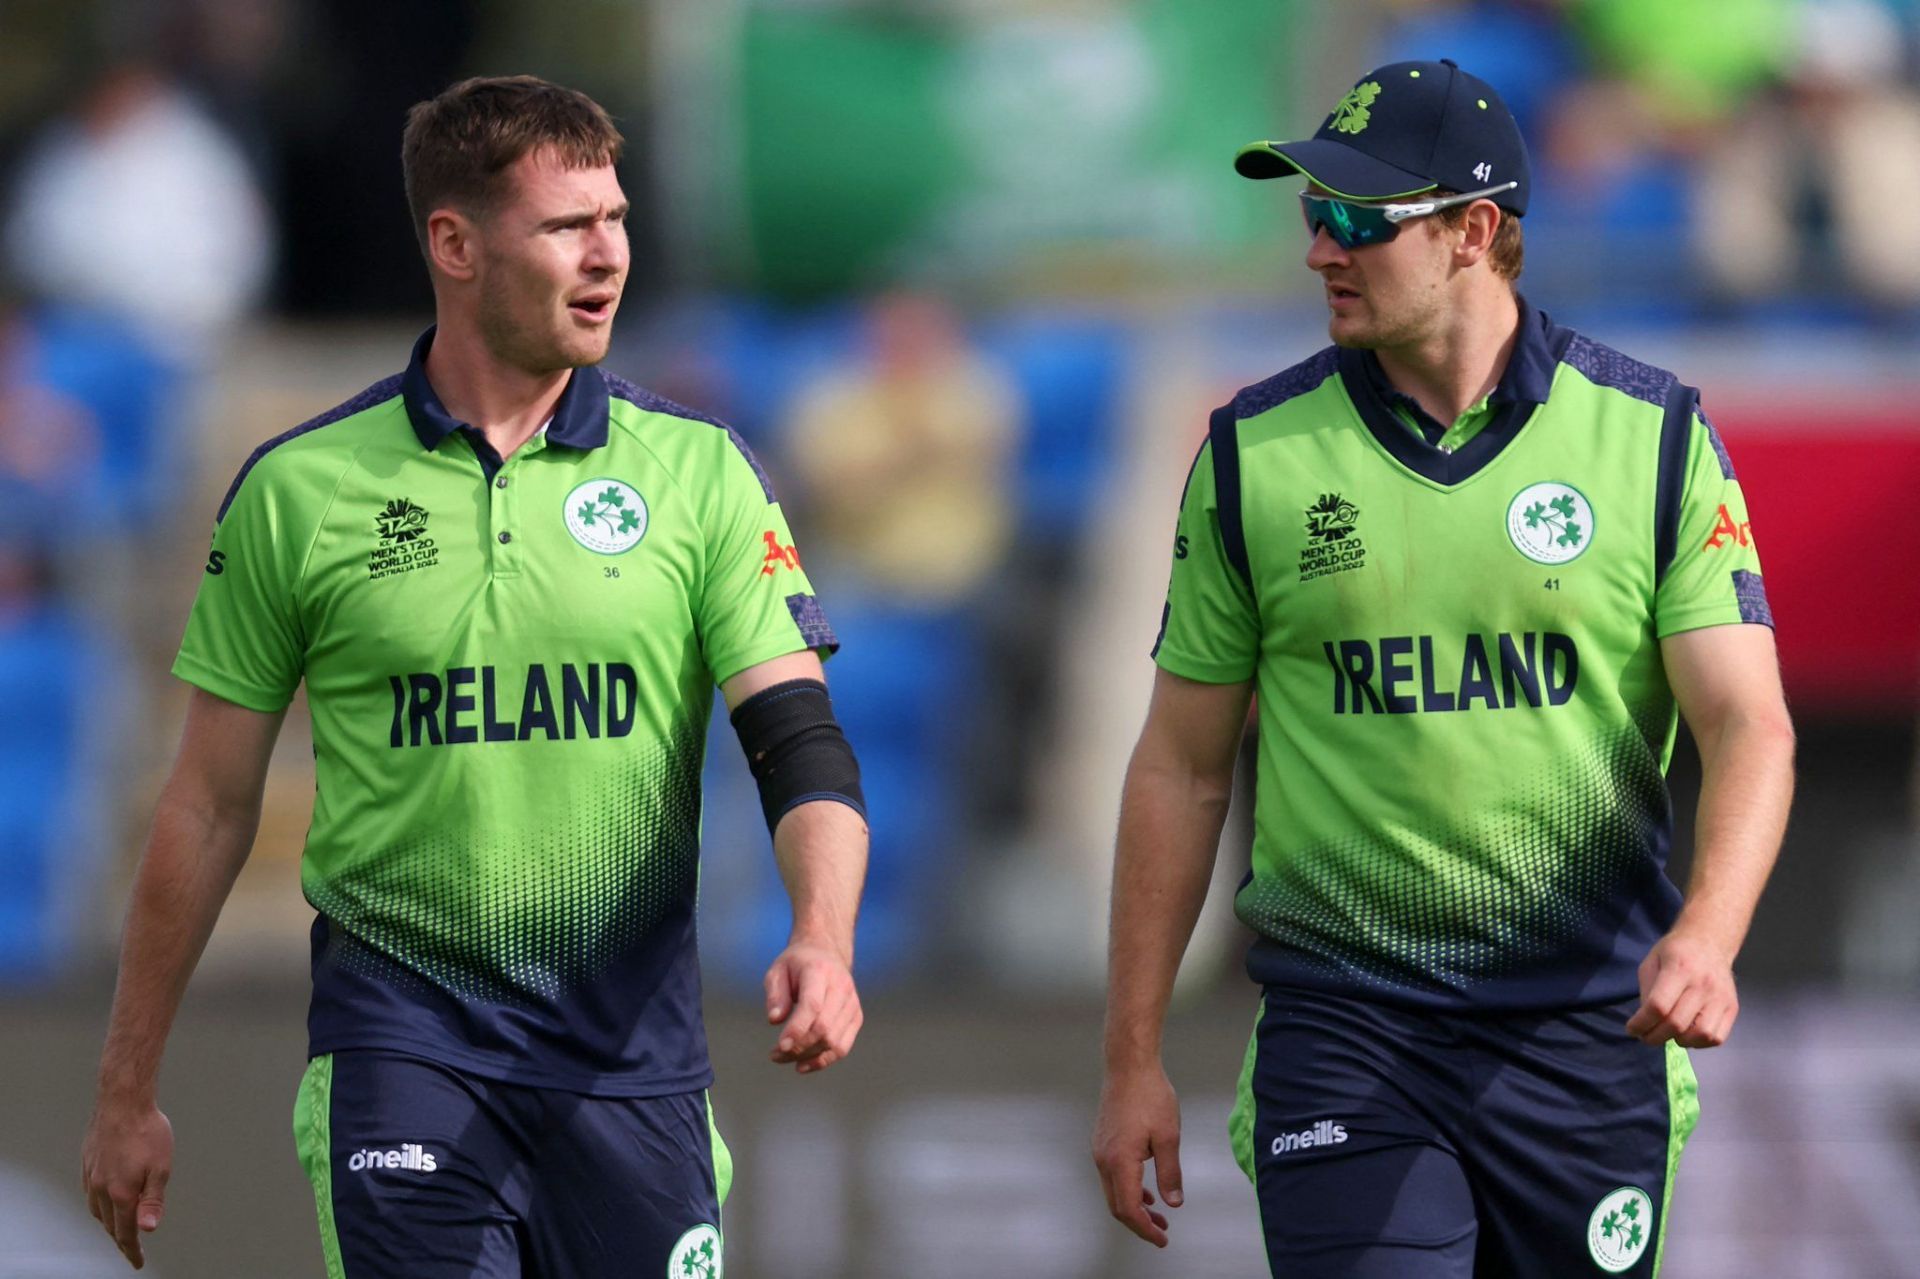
347 1142 438 1173
1271 1119 1349 1157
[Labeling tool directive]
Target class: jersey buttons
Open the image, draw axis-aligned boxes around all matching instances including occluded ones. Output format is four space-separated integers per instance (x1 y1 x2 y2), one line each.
488 467 520 577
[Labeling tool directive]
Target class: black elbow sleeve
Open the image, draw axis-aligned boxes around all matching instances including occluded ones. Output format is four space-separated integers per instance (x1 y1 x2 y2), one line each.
729 678 865 834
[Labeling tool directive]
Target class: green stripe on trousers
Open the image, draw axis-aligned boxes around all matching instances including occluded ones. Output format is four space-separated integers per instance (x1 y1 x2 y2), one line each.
1228 996 1266 1185
1228 998 1276 1277
293 1054 347 1279
1651 1040 1699 1277
708 1088 733 1235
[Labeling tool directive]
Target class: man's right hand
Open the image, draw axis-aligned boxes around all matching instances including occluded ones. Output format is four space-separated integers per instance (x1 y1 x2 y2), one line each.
1091 1064 1184 1248
81 1096 173 1270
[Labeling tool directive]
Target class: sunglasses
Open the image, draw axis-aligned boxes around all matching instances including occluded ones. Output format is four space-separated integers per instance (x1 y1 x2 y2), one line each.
1299 181 1520 249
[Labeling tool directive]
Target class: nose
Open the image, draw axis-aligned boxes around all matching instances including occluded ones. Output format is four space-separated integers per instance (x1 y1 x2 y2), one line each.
1304 224 1350 273
583 218 629 278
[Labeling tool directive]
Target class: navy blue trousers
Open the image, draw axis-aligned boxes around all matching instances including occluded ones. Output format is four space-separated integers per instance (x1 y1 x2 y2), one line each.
294 1050 729 1278
1230 987 1697 1277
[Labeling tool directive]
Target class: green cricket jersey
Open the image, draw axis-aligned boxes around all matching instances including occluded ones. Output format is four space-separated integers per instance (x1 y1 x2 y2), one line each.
175 329 837 1094
1154 297 1770 1009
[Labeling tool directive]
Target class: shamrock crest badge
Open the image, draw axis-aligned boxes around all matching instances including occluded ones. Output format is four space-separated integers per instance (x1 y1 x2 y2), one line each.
1586 1185 1653 1272
1506 481 1593 565
667 1223 722 1278
564 477 649 554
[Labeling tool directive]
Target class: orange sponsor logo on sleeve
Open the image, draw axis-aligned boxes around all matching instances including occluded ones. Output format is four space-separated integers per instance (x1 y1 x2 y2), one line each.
760 529 802 576
1702 504 1752 551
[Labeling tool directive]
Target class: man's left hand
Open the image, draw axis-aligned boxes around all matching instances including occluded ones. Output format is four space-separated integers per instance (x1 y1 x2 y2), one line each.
764 940 862 1074
1626 928 1738 1048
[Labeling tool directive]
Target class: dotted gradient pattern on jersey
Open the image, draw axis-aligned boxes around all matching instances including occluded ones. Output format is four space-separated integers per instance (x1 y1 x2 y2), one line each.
306 717 702 1007
1235 724 1668 995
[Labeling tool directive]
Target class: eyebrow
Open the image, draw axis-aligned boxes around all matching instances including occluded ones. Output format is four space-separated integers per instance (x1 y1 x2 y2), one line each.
536 201 630 231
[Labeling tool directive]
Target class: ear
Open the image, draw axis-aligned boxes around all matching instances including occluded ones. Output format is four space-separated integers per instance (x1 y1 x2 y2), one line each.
1453 200 1502 270
425 207 480 283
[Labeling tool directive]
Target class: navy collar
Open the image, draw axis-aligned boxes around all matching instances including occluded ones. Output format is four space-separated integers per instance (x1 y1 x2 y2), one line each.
400 326 611 455
1339 293 1570 485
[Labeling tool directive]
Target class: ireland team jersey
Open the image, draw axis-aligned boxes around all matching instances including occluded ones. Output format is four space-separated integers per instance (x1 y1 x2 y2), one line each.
175 329 836 1094
1154 298 1771 1010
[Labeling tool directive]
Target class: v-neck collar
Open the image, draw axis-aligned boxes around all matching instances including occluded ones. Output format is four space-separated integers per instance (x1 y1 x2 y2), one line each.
1338 294 1572 486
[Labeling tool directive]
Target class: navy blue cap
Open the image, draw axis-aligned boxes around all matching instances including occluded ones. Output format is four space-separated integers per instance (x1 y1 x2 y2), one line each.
1236 60 1530 216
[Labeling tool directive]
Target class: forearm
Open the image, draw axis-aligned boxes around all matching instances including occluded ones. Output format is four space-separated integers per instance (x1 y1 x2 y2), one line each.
1103 748 1234 1071
96 789 259 1102
1676 710 1796 956
771 799 869 962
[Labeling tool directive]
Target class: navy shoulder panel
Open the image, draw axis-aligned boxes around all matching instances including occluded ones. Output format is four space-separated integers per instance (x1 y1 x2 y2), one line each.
1150 439 1211 661
1695 399 1737 480
1653 381 1702 585
1207 348 1337 597
603 372 777 504
1207 405 1252 588
601 371 728 430
216 373 404 524
1560 333 1677 407
1230 347 1340 420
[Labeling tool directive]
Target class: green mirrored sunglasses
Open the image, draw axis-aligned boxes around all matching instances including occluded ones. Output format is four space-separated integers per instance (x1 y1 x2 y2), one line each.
1299 181 1519 249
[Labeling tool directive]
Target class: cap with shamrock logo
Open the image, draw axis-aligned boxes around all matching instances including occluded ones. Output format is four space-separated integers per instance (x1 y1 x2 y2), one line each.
1235 59 1531 215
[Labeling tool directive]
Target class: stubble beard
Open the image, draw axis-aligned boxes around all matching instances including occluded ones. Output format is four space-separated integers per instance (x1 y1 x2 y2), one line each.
476 267 609 376
1327 280 1445 352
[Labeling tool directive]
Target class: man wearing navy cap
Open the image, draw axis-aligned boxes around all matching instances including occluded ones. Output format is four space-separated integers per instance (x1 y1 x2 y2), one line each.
1093 61 1795 1275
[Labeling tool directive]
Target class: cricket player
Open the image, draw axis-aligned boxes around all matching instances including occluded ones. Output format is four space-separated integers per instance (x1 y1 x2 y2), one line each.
80 75 868 1277
1092 60 1793 1276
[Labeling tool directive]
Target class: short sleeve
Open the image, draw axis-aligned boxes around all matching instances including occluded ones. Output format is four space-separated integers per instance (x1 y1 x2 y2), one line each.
1151 439 1260 683
697 429 838 685
1654 398 1772 637
171 461 308 711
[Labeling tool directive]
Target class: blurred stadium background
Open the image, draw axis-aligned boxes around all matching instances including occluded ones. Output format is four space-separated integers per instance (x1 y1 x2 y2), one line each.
2 0 1918 1274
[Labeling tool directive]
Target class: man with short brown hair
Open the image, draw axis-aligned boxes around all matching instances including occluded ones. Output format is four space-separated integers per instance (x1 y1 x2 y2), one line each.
400 75 622 253
82 75 868 1277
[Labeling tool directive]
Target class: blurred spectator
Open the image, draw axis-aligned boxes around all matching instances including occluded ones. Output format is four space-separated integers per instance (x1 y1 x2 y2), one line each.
0 288 101 540
0 544 118 987
1373 0 1920 308
0 289 117 984
1541 0 1920 306
5 288 179 533
783 291 1021 608
702 292 1025 984
3 60 273 361
1694 0 1920 305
